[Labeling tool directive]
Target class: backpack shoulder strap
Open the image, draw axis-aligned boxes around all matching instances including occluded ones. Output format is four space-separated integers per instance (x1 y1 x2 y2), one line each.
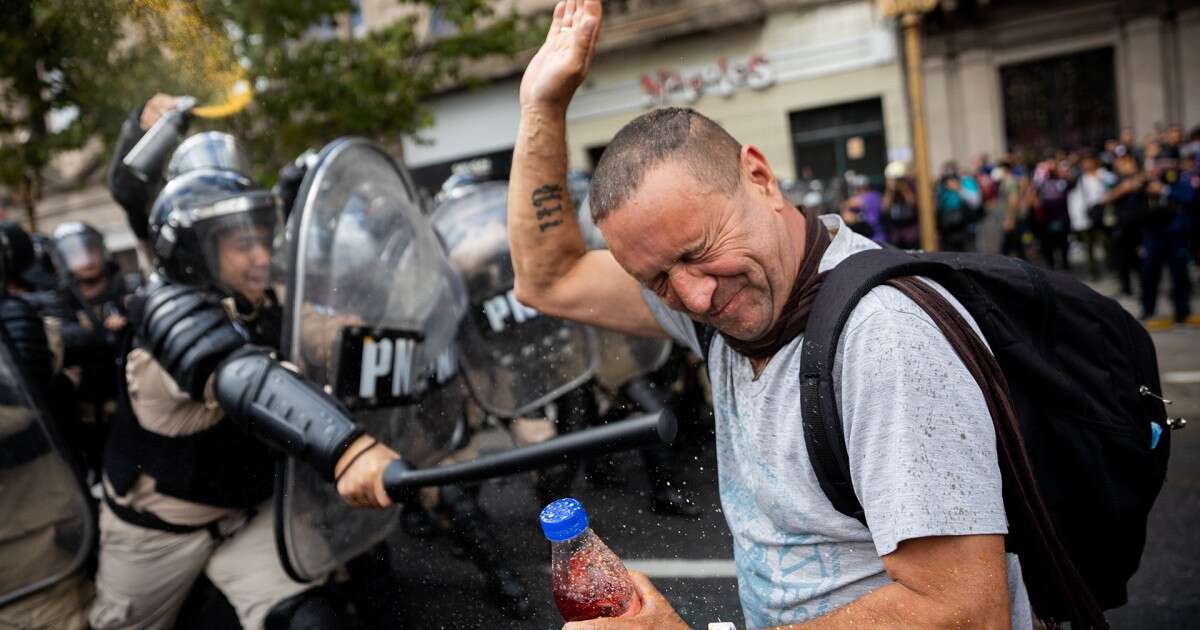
799 248 952 525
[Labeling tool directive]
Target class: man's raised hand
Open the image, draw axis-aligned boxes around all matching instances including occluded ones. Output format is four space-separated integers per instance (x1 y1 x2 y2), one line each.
520 0 602 113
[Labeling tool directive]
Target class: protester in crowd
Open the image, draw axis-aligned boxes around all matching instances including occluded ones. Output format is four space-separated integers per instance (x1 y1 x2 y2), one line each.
839 172 885 243
935 160 982 251
1184 150 1200 282
1026 159 1073 270
990 159 1026 259
881 161 919 249
1120 127 1143 164
1104 151 1150 297
1138 149 1197 326
1068 153 1115 279
506 3 1031 628
975 154 1008 255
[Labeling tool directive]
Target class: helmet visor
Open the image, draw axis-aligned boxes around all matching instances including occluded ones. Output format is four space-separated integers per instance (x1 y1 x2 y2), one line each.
189 190 282 297
54 232 107 277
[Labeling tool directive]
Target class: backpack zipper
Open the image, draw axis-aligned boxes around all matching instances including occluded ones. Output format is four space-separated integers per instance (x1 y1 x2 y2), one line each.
1140 385 1188 430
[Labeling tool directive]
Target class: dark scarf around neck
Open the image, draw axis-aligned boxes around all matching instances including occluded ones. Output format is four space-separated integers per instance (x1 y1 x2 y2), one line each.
722 207 831 359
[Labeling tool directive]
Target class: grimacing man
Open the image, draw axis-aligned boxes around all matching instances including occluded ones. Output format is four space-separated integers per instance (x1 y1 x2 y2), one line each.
507 2 1030 629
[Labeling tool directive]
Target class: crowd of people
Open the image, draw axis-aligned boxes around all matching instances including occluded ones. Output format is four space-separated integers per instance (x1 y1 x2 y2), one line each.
828 124 1200 327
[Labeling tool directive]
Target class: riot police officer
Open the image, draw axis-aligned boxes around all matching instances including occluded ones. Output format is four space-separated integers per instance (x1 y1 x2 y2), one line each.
90 156 400 630
0 221 95 630
44 221 142 477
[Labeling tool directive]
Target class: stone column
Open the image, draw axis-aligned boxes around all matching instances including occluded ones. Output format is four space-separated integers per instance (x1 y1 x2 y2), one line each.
922 55 956 173
956 48 1004 161
1178 8 1200 129
1123 15 1168 140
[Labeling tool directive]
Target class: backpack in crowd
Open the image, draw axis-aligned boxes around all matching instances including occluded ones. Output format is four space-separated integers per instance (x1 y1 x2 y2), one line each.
794 249 1174 628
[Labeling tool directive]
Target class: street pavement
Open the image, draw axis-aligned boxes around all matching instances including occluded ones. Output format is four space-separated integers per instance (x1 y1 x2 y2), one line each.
384 273 1200 629
1099 276 1200 629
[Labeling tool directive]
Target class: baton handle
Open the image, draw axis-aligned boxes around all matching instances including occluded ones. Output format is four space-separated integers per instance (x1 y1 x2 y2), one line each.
383 410 676 500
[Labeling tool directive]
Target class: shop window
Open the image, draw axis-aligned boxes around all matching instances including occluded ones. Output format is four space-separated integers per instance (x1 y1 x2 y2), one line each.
789 97 887 186
1000 47 1116 156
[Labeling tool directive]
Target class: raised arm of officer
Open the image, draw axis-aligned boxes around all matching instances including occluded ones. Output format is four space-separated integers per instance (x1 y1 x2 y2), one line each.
508 0 663 338
108 94 183 270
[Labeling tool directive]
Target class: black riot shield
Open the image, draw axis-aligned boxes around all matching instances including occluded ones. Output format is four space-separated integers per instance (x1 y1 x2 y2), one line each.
0 338 93 608
277 137 468 582
431 181 599 418
573 196 672 390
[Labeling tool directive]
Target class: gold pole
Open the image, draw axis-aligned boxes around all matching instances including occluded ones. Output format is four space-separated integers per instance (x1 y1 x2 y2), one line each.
901 12 938 252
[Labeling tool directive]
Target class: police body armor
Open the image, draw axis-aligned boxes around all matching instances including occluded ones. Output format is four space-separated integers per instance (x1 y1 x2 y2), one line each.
278 137 469 581
431 181 599 419
0 294 94 609
103 288 279 516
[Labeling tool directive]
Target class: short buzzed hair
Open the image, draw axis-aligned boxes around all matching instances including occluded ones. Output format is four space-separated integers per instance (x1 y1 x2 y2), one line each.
589 107 742 223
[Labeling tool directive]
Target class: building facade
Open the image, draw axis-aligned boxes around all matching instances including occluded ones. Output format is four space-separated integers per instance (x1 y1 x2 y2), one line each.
921 0 1200 168
391 0 913 193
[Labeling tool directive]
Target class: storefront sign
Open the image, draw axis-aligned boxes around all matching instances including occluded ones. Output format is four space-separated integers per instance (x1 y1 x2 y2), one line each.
639 55 775 107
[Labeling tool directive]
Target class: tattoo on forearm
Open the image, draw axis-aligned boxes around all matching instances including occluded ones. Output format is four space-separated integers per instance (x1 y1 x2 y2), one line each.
532 184 565 232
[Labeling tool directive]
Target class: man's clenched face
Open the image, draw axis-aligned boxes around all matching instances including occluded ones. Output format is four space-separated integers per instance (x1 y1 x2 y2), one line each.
598 149 805 341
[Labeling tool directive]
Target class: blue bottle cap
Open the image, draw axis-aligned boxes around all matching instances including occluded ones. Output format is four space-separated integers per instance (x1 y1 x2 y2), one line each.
539 498 589 542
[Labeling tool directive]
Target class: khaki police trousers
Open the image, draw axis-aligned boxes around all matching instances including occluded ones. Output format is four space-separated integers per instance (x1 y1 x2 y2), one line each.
88 501 315 630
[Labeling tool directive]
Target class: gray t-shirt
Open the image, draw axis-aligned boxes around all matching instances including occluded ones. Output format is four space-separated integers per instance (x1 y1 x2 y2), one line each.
643 215 1032 629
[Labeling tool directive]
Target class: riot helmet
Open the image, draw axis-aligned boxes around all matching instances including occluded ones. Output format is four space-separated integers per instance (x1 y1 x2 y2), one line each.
0 221 35 291
167 131 252 181
148 168 281 300
51 221 110 277
24 233 60 292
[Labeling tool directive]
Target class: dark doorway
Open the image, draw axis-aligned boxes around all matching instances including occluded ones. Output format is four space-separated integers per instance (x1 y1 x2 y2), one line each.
1000 47 1116 156
587 144 608 170
789 97 888 185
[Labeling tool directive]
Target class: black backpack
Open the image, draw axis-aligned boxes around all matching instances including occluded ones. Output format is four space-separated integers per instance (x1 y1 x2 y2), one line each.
695 249 1175 628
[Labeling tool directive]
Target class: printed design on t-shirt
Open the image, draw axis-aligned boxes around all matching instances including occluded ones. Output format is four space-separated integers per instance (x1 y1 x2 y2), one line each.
714 374 844 629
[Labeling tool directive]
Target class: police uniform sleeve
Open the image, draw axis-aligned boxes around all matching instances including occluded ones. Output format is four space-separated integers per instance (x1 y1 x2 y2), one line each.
106 107 154 241
0 296 56 388
140 284 365 481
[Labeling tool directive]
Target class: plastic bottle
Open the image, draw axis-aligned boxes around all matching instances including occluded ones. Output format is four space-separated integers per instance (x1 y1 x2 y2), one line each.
540 498 641 622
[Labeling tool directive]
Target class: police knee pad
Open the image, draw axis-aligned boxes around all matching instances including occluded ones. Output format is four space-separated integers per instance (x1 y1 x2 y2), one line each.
264 586 341 630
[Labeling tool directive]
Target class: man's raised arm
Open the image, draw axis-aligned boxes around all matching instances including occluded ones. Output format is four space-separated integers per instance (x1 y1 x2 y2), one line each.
508 0 664 338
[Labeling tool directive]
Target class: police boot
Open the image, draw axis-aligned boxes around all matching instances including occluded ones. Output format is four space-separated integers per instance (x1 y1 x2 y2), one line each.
440 484 533 620
264 586 342 630
643 444 701 518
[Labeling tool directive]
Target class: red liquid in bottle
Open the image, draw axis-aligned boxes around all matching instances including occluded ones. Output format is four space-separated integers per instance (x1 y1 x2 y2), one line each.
551 530 641 622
